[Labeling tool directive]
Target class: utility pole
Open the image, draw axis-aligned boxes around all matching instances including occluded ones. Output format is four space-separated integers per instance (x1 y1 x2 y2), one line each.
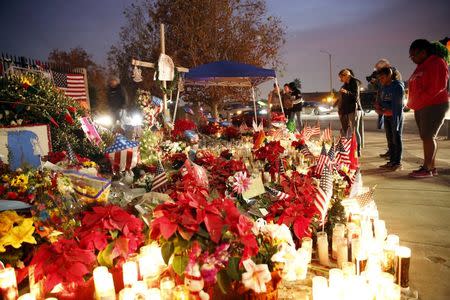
320 50 333 96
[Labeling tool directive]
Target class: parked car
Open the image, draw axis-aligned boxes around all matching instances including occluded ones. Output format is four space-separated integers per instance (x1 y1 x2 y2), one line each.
231 110 268 127
303 101 334 115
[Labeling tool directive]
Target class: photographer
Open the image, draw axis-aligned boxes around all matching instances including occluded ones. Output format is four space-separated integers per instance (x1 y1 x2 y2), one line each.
282 82 303 130
368 59 402 159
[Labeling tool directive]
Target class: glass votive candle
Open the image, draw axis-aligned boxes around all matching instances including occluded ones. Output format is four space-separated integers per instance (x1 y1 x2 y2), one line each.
173 285 189 300
351 237 361 263
0 267 18 300
395 246 411 288
328 268 344 289
122 261 138 287
374 219 387 242
382 244 397 274
312 276 328 300
332 224 345 260
17 293 36 300
317 231 330 267
301 237 313 262
386 234 400 246
118 287 135 300
342 261 356 277
148 288 161 300
336 237 348 269
160 277 175 300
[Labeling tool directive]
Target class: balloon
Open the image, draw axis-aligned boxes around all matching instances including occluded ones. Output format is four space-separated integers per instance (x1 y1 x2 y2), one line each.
287 120 296 132
184 130 199 143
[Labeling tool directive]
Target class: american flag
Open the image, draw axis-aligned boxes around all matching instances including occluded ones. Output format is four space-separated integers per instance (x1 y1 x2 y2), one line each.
328 142 335 161
354 186 375 208
299 143 314 159
315 166 333 222
151 160 168 192
278 158 286 174
335 137 351 166
105 135 140 173
52 72 87 102
321 123 332 142
265 186 290 201
66 142 78 164
315 143 331 175
311 121 321 137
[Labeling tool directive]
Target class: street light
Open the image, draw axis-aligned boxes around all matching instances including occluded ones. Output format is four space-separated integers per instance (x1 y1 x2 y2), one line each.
320 50 333 96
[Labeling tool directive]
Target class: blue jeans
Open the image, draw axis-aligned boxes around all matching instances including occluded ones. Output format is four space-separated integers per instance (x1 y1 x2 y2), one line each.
384 116 403 164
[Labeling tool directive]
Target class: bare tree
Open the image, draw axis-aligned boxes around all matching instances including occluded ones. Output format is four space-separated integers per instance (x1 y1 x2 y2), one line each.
108 0 285 117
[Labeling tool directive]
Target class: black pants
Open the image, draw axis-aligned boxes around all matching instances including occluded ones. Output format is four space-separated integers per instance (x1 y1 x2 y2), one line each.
384 116 403 164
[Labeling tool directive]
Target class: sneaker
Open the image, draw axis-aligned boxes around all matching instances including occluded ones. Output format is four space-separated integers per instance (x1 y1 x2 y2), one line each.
431 168 438 176
409 167 433 178
379 162 394 169
389 164 403 171
379 151 390 158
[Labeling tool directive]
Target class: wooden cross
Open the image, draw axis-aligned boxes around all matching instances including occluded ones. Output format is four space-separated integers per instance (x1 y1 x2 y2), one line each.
131 24 188 119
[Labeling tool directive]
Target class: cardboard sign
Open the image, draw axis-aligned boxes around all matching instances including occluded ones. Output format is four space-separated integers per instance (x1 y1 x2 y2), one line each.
242 174 265 199
0 124 50 170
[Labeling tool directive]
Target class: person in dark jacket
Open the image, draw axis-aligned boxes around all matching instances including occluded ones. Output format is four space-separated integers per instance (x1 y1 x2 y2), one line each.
371 59 402 159
377 67 405 171
336 69 363 153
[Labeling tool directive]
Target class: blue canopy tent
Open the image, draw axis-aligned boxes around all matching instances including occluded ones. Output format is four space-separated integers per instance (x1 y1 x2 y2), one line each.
183 60 284 122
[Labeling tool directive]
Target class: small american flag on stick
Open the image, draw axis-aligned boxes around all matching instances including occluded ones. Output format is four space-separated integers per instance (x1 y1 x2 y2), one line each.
321 123 332 142
354 186 376 208
265 186 290 201
151 161 168 192
52 71 87 102
315 165 333 224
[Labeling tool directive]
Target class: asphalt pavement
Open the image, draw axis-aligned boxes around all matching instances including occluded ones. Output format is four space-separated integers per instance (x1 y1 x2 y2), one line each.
309 112 450 299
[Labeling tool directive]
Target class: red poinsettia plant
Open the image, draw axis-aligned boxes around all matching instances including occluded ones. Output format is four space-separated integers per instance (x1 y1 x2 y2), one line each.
75 205 145 267
254 141 285 176
26 238 97 293
150 178 258 277
172 119 197 140
265 172 319 240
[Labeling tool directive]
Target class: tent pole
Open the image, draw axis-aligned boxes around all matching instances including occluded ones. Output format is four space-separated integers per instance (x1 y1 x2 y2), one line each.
274 77 285 116
172 78 182 126
252 86 258 123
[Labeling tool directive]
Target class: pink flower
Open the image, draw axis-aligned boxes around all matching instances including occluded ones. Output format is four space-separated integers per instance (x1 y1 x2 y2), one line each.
231 171 250 194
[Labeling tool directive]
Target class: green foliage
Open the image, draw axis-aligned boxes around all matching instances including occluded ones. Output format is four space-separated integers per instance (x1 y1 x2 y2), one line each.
324 198 346 238
161 241 174 265
0 73 104 160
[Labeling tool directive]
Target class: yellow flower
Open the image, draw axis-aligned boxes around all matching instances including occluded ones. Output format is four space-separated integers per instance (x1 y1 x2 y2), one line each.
47 230 63 243
0 218 36 251
2 175 9 182
82 161 97 168
0 211 24 236
20 76 34 87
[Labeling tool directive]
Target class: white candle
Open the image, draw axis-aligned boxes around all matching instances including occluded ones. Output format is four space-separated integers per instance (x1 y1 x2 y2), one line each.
395 246 411 288
93 267 115 300
139 255 159 279
374 219 387 242
332 224 345 260
341 261 355 277
351 237 361 263
386 234 400 246
301 237 313 263
160 277 175 300
118 288 135 300
148 288 161 300
294 248 309 280
336 237 348 269
328 268 344 299
312 276 328 300
123 261 138 287
0 267 19 300
17 293 36 300
317 232 330 267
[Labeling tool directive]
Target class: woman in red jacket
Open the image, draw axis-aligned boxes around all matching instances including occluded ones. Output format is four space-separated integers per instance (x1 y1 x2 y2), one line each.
408 39 449 178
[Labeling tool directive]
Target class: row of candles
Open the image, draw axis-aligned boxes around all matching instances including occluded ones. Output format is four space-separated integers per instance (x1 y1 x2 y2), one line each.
312 217 411 299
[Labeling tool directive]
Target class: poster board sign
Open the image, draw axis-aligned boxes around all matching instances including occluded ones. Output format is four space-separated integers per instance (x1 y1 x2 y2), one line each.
0 124 51 170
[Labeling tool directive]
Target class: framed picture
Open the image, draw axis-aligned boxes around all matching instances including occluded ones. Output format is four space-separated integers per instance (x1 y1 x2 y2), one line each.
0 124 51 170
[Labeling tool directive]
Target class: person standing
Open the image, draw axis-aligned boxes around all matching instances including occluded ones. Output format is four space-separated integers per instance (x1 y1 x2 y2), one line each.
371 59 403 159
408 39 449 178
336 69 363 154
268 83 281 125
377 67 405 171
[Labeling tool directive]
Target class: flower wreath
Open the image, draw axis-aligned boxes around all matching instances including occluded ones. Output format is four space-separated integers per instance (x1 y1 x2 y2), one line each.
153 63 181 96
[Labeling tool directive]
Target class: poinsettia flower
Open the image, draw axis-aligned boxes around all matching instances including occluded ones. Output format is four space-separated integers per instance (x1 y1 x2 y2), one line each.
241 259 272 293
230 171 251 194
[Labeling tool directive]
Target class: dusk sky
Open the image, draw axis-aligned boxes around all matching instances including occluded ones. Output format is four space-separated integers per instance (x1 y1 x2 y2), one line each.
1 0 449 94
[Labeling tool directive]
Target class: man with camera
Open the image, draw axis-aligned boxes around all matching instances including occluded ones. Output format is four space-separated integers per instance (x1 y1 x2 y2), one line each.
367 59 402 159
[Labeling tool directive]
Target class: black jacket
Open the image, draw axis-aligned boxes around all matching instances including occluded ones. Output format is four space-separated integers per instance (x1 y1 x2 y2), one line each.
339 77 361 114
